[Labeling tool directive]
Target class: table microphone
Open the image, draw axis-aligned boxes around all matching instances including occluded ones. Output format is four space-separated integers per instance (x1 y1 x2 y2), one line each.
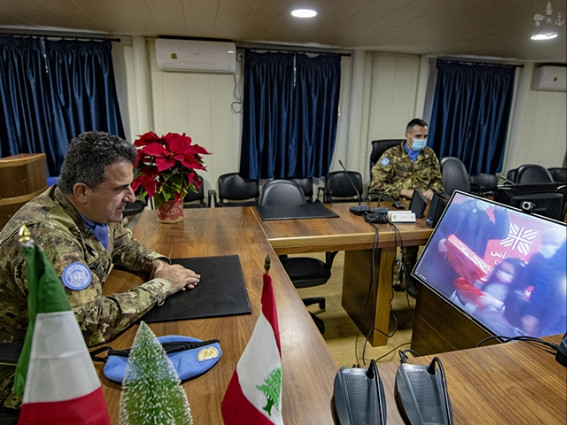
338 160 370 216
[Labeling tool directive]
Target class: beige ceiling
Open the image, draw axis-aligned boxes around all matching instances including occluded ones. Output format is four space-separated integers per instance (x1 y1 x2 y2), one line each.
0 0 565 62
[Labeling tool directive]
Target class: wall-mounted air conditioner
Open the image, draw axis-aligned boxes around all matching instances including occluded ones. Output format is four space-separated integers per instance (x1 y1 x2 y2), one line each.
155 39 237 73
531 65 566 91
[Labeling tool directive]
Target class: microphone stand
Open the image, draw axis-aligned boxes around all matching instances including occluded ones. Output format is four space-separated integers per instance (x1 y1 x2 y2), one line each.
338 160 370 215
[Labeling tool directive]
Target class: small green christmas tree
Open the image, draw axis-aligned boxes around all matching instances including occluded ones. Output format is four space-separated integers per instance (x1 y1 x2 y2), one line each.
119 322 193 425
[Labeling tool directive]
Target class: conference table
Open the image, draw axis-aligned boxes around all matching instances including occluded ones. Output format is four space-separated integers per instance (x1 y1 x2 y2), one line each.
95 206 566 425
254 202 433 346
378 333 566 425
98 207 338 424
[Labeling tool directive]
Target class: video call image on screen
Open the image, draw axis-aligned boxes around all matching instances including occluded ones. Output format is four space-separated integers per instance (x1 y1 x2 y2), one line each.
413 191 566 339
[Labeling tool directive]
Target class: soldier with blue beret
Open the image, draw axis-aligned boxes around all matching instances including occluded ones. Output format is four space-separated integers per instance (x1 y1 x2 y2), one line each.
369 119 444 297
369 118 443 201
0 131 200 409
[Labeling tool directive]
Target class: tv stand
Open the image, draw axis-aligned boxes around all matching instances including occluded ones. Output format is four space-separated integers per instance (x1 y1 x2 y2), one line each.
411 285 497 355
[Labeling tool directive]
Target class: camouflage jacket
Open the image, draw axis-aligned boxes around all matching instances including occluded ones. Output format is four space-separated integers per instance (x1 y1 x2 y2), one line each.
369 142 444 200
0 186 173 408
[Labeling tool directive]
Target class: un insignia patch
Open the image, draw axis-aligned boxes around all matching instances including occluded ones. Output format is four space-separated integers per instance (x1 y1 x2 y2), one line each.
62 262 92 290
380 157 390 166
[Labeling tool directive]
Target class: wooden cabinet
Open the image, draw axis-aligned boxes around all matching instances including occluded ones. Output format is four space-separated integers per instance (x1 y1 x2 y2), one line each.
0 153 48 229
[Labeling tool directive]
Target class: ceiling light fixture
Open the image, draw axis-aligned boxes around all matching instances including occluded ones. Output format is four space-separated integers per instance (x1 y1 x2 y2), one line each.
531 31 558 40
291 8 317 18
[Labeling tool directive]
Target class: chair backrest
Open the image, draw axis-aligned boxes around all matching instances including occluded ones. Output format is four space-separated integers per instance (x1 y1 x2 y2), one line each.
548 167 567 183
506 168 518 184
369 139 404 179
291 178 314 202
183 175 206 208
258 180 307 206
323 171 364 203
217 172 259 206
515 164 554 184
440 156 470 196
469 173 498 196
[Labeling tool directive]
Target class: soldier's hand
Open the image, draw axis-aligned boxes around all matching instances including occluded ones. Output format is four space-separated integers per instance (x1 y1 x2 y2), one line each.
152 261 201 293
422 189 434 201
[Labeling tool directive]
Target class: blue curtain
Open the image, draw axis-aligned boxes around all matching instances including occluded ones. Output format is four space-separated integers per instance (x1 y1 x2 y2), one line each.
428 61 516 175
0 37 124 176
0 37 56 172
240 50 341 179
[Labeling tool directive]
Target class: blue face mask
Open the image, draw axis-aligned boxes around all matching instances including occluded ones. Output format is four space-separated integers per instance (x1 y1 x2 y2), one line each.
411 138 427 152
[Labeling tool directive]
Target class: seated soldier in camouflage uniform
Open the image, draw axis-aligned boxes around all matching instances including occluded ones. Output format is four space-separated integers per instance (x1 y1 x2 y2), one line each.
0 131 201 409
369 118 444 297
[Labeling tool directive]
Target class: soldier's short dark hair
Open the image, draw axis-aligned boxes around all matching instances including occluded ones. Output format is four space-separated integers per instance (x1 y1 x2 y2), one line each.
58 131 136 194
406 118 428 133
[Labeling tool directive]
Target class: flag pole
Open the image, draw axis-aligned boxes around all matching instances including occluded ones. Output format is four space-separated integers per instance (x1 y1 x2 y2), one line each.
264 255 271 274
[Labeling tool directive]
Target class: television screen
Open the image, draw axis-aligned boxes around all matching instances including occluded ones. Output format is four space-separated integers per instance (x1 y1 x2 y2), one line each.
413 191 566 339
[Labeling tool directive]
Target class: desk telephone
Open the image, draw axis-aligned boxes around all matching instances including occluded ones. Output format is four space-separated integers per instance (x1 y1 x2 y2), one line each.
333 357 453 425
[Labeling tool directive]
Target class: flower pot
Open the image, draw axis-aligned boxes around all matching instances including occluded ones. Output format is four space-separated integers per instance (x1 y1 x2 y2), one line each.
156 199 184 223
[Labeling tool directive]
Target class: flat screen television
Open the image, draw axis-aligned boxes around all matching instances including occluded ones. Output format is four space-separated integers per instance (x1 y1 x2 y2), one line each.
494 183 566 221
412 191 566 339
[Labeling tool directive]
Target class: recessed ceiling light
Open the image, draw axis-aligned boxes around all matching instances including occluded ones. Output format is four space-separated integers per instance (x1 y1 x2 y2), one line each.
531 32 558 40
291 8 317 18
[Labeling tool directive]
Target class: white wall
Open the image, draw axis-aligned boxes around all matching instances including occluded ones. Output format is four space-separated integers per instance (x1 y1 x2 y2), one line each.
115 37 566 199
505 63 567 171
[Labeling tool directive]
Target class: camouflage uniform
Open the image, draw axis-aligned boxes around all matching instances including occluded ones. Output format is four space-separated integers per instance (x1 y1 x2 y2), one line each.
369 142 444 297
0 186 174 408
369 142 444 200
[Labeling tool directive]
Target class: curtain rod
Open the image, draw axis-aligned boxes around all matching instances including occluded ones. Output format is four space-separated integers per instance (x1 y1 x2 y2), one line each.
0 31 121 43
436 57 524 68
236 42 352 57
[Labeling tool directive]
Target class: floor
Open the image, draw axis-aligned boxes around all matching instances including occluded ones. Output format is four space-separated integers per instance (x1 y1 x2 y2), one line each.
296 251 416 368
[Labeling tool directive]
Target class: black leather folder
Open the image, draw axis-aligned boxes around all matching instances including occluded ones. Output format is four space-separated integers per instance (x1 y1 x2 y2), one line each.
256 202 339 221
142 255 251 323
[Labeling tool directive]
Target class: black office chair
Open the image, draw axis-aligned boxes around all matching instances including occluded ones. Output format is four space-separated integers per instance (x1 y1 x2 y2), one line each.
123 186 148 217
123 199 146 216
547 167 567 183
368 139 403 201
548 167 567 183
258 179 337 334
214 172 259 207
291 178 315 202
183 175 207 208
505 168 518 184
470 173 498 197
515 164 554 184
319 171 364 203
440 156 470 197
369 139 404 178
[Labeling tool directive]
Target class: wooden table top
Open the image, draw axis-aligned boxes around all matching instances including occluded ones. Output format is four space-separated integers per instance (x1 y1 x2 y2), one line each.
97 207 338 424
376 334 566 425
254 202 433 254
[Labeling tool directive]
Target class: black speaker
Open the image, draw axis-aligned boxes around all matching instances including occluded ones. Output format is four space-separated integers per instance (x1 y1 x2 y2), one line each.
410 190 427 218
395 363 453 425
333 366 386 425
426 193 448 228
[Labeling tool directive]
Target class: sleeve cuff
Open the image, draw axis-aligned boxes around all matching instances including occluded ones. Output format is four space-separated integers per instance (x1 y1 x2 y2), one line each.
141 278 174 306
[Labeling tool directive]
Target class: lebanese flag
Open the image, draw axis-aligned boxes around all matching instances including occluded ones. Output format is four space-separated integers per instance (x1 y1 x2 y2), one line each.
221 269 284 425
13 238 110 425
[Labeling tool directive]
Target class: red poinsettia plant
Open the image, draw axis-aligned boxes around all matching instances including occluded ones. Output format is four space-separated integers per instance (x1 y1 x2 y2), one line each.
131 131 209 208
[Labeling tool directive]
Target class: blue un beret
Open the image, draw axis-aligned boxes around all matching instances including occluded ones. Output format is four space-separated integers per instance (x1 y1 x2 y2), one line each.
102 335 222 383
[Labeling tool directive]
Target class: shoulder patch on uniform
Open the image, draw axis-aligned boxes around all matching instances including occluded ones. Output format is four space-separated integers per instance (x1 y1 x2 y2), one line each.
62 262 92 290
380 157 390 166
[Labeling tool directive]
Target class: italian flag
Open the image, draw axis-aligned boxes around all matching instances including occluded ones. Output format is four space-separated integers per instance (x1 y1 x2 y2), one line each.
221 267 284 425
13 238 110 425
